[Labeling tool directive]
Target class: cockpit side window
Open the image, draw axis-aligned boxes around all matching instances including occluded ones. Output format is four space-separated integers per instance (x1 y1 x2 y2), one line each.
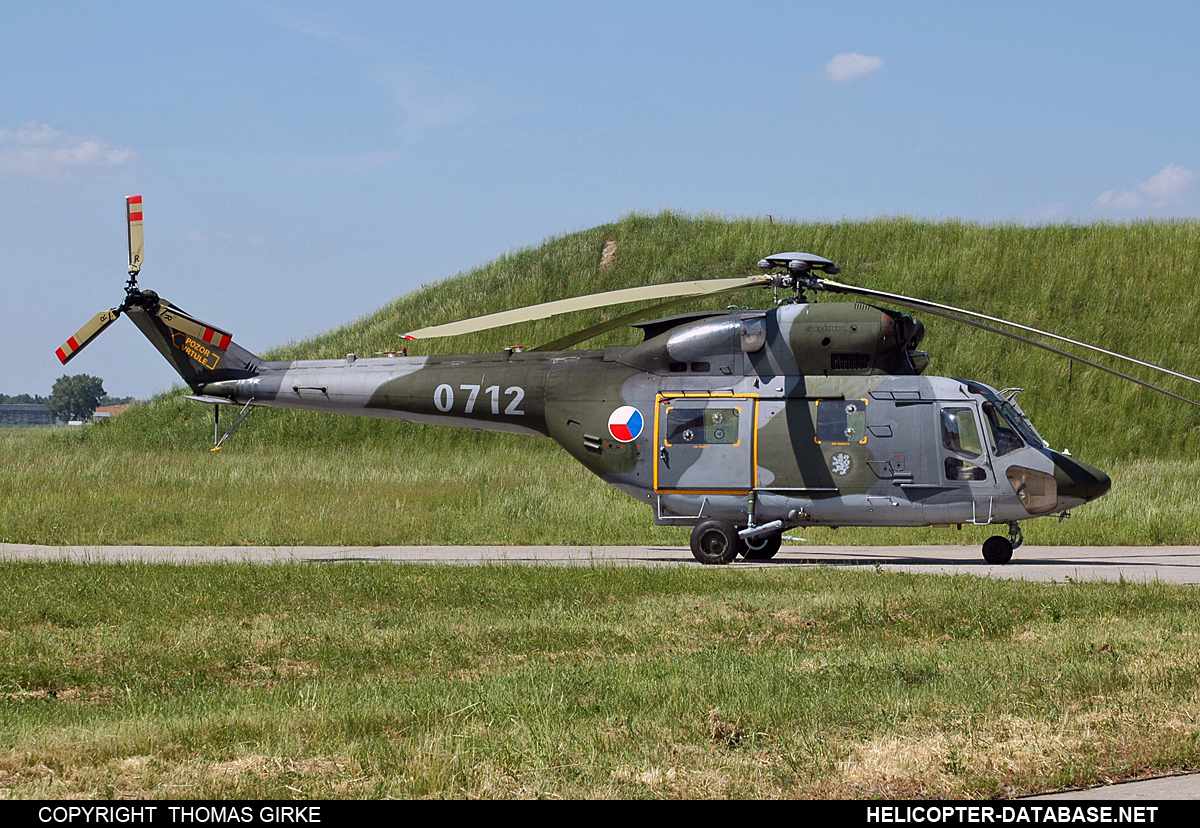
981 402 1024 456
941 408 983 457
941 407 988 480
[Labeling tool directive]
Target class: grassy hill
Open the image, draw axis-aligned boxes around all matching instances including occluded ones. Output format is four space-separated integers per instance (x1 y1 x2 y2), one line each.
12 212 1200 547
68 211 1200 461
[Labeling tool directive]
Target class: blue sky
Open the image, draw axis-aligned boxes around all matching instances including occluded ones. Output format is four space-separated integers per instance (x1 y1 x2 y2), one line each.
3 2 1199 399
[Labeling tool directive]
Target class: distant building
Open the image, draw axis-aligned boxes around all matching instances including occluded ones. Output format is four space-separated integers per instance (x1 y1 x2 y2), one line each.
0 404 55 426
93 404 130 419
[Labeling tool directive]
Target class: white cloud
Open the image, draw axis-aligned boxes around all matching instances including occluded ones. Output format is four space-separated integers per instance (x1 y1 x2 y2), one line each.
256 2 374 52
256 4 474 140
0 121 137 179
824 52 885 82
377 65 476 131
1093 164 1199 213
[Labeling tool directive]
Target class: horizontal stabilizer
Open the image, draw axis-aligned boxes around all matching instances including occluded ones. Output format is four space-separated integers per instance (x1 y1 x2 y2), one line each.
185 395 239 405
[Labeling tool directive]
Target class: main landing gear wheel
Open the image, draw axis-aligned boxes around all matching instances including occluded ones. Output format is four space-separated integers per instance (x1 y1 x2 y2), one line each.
742 531 782 560
690 519 743 565
982 535 1013 565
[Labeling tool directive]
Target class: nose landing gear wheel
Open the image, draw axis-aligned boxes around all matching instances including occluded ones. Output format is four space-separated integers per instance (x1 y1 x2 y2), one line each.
742 531 782 560
982 535 1013 565
690 519 743 565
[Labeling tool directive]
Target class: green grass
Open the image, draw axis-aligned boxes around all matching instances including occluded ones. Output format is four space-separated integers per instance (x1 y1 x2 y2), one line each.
2 563 1199 799
5 424 1200 547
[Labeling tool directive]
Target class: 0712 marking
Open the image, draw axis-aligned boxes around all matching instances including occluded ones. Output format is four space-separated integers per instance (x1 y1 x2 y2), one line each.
434 384 525 415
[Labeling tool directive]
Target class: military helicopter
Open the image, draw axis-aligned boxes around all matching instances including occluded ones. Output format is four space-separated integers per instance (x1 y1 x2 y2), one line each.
57 197 1200 565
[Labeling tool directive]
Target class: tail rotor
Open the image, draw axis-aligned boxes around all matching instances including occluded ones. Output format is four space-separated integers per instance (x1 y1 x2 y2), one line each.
54 195 238 368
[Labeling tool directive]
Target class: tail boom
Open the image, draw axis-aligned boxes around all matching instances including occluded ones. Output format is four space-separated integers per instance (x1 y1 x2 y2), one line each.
196 353 556 436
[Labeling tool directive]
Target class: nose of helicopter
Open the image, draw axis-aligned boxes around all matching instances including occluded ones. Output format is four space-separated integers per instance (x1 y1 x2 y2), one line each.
1052 453 1112 503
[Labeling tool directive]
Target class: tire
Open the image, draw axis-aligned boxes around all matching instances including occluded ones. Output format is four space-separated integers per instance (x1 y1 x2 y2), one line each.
742 531 782 560
982 535 1014 565
690 520 742 565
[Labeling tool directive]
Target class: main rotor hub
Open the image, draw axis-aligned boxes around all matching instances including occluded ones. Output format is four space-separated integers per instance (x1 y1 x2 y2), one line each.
757 251 841 301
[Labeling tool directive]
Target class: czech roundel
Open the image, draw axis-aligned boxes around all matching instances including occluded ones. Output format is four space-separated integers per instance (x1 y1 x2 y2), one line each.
608 406 644 443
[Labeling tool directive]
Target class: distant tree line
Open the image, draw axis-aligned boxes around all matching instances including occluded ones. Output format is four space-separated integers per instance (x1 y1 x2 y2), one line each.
2 391 134 406
2 376 136 422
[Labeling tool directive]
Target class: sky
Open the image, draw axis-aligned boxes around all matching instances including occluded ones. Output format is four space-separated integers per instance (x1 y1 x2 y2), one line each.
3 1 1199 400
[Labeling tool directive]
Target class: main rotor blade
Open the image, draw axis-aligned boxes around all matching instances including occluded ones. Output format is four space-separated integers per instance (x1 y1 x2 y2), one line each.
56 309 120 364
819 278 1200 388
816 279 1200 408
531 288 751 352
402 275 773 340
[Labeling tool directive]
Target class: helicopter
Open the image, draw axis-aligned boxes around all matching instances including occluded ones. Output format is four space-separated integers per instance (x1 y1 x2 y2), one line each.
56 196 1200 565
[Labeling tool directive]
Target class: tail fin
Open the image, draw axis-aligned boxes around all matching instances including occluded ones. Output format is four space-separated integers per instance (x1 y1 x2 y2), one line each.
124 291 261 390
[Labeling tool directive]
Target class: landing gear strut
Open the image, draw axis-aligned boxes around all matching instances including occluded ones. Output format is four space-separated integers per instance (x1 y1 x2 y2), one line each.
981 522 1023 565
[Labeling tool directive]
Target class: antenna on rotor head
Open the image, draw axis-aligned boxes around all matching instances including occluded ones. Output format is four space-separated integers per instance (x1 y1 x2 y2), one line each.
125 194 144 296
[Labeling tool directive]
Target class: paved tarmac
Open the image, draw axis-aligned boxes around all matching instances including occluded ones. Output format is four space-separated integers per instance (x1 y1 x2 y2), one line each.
1027 772 1199 800
5 542 1200 584
4 541 1199 798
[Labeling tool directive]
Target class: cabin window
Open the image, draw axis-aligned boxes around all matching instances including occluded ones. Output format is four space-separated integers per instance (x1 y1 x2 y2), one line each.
664 407 741 445
814 399 868 445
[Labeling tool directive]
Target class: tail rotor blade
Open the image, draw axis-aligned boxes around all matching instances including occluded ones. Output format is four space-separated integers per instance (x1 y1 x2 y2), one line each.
55 309 120 364
155 303 233 350
126 194 143 275
402 274 773 340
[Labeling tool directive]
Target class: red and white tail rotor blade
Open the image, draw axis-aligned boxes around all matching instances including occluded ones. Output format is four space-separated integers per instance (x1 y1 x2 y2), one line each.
55 309 120 364
155 303 232 349
126 194 144 275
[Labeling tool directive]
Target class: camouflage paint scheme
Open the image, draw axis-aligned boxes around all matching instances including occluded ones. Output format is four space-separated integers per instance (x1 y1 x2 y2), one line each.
120 287 1110 550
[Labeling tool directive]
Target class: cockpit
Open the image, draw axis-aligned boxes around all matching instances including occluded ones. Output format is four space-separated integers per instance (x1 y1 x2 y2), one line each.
960 381 1048 453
